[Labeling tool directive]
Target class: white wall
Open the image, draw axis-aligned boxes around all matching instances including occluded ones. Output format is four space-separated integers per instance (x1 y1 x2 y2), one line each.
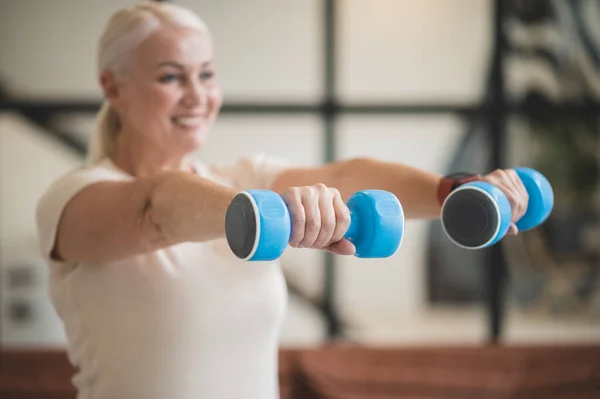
0 0 140 99
176 0 324 103
337 0 491 104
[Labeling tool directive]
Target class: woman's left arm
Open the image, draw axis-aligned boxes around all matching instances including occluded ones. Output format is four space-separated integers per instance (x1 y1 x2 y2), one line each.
270 157 529 233
270 157 442 219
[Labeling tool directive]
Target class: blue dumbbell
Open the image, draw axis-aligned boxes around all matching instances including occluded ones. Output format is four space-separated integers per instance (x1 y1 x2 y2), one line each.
225 189 405 261
441 167 554 249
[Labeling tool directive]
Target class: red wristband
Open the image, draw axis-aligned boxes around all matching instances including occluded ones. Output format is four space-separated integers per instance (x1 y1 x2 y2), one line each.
437 173 482 205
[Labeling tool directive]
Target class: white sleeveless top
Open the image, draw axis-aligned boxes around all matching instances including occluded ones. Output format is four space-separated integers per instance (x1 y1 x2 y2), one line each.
35 155 290 399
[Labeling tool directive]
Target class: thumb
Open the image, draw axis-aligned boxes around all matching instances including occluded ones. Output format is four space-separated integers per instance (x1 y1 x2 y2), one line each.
326 239 356 255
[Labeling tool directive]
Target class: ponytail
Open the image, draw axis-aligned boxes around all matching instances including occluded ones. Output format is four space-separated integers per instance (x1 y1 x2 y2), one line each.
86 101 121 164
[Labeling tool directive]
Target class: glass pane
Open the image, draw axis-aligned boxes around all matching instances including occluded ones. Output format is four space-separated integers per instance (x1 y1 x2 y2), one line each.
501 0 600 342
503 116 600 343
337 0 491 104
0 0 140 99
176 0 323 103
504 0 600 105
334 114 487 344
1 111 83 346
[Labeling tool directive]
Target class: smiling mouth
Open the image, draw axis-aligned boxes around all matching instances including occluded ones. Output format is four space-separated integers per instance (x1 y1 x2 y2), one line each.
172 117 204 127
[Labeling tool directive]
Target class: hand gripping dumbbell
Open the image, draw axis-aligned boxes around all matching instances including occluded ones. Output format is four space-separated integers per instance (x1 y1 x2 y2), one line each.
225 189 405 261
440 167 553 249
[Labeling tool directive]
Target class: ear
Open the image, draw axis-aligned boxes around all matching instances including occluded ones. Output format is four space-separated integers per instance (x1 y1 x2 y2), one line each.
99 71 123 111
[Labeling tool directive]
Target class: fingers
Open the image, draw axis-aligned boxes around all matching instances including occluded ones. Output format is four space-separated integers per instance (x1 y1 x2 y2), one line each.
281 188 306 248
329 190 351 244
298 186 322 248
281 184 352 252
483 169 528 225
506 169 529 219
313 185 336 248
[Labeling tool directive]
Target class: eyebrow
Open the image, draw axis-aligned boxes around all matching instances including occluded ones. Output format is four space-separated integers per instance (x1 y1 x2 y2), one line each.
155 61 212 69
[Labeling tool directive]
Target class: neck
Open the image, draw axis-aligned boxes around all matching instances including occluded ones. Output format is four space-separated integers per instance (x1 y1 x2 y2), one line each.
110 129 194 178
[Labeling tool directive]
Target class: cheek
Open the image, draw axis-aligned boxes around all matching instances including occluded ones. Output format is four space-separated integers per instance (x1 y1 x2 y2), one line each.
126 83 178 119
207 88 223 116
144 85 179 113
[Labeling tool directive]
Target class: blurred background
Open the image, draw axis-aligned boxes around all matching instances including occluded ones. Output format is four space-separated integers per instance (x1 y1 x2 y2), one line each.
1 0 600 355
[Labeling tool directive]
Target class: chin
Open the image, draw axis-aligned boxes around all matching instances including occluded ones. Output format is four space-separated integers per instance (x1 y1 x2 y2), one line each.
179 128 210 152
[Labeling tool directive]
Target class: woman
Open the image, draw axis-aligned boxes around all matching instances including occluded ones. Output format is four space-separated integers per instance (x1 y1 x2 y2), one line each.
36 2 529 399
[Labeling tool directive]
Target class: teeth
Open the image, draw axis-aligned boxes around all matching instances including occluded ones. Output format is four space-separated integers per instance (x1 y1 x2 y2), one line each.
173 117 202 127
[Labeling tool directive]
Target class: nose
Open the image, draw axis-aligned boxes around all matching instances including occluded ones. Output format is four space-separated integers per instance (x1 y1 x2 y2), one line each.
182 80 207 108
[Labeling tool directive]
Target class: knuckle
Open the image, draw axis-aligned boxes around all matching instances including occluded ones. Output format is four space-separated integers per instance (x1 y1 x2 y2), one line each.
483 174 498 183
314 183 328 192
292 185 310 196
308 185 320 198
298 185 310 194
328 187 341 197
286 187 302 200
336 206 350 221
488 178 500 187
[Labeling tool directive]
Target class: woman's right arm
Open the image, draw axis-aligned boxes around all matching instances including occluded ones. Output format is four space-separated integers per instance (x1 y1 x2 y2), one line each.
50 170 238 264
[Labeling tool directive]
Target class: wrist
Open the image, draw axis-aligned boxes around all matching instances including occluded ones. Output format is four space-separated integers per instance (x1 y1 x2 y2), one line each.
437 172 482 205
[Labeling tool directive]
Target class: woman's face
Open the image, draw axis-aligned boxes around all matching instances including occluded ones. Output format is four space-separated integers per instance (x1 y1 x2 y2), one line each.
107 24 223 158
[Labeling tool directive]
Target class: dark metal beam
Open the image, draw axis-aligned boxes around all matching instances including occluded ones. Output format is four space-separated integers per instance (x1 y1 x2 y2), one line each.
486 0 508 345
322 0 341 340
0 100 480 114
0 100 102 113
3 100 600 116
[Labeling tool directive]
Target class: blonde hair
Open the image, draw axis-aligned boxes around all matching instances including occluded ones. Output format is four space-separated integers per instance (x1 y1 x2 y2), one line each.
87 1 209 164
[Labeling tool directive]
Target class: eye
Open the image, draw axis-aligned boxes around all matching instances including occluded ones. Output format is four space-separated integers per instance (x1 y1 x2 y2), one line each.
159 74 181 83
200 71 214 81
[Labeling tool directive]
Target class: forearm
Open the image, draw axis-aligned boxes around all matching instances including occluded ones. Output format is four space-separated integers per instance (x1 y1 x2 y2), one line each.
273 157 443 219
331 158 442 219
148 171 239 245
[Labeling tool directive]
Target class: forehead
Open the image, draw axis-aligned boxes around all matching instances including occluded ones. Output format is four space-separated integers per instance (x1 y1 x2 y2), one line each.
135 24 213 67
